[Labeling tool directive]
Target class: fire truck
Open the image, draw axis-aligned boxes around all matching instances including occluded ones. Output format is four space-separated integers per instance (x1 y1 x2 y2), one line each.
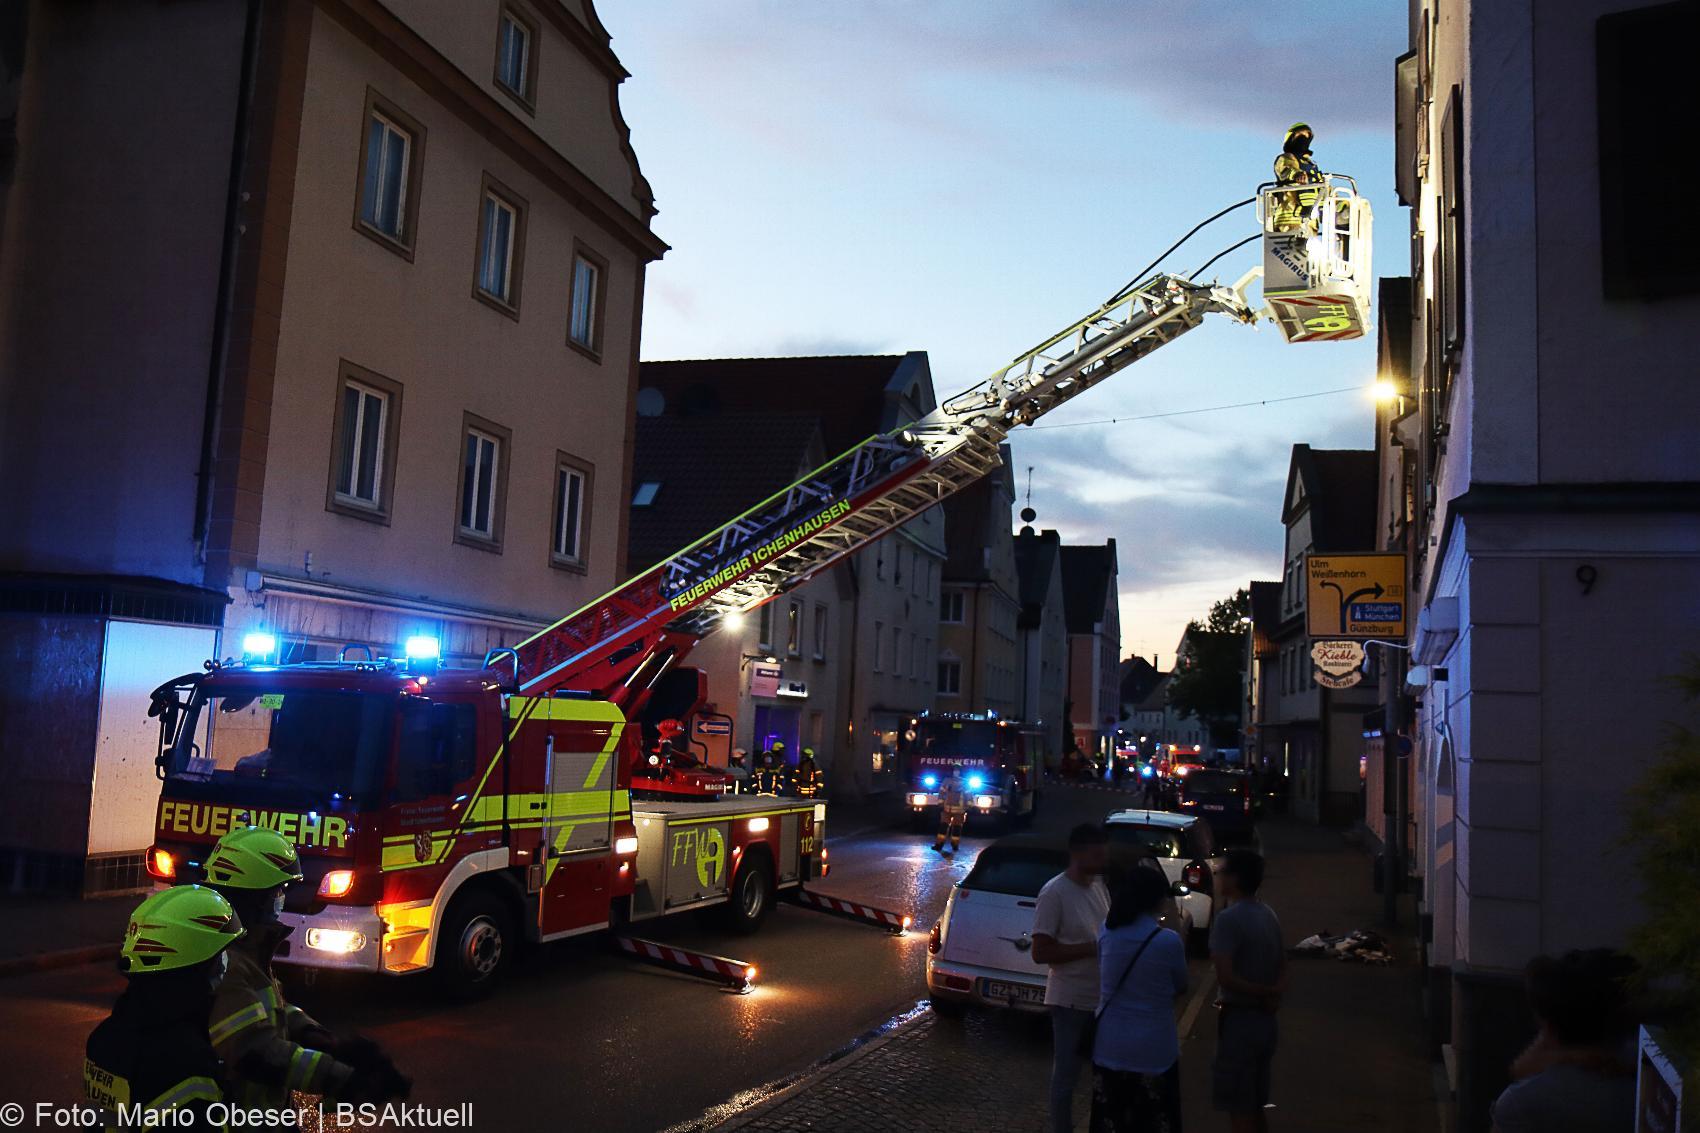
142 176 1371 992
902 712 1043 826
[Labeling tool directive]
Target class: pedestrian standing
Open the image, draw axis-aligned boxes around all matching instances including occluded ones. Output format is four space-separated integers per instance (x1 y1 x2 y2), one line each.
932 768 969 855
1031 823 1112 1133
1209 849 1286 1133
1090 866 1190 1133
1490 949 1638 1133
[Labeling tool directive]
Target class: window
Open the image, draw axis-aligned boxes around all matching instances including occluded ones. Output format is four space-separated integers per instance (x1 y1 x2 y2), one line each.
473 175 527 314
393 701 478 802
326 362 402 523
893 628 904 677
568 245 608 357
455 414 510 550
353 90 424 256
941 590 965 624
786 602 802 657
875 555 884 582
551 456 591 570
632 481 660 507
812 605 827 661
873 621 884 671
493 5 537 109
895 546 906 588
758 606 774 652
910 634 920 680
938 658 962 696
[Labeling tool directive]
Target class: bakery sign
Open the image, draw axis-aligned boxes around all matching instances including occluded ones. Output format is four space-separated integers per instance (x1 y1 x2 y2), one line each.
1311 640 1366 676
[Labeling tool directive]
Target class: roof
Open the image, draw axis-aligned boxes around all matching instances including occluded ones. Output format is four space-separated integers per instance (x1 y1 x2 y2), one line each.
1119 655 1163 705
1013 527 1062 629
1058 541 1118 633
1103 809 1201 830
1248 580 1282 656
1282 445 1378 551
1132 672 1172 713
638 353 936 457
627 411 823 573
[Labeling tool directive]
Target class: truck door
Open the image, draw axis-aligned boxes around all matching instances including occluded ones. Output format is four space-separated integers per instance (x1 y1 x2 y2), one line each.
526 697 626 938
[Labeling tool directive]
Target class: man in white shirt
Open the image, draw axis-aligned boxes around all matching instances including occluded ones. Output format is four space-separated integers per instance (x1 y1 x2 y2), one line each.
1031 823 1111 1133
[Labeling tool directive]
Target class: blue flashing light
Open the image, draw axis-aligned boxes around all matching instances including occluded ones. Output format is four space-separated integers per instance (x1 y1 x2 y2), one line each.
242 632 277 659
921 774 938 789
1140 765 1155 779
966 774 986 791
404 636 441 662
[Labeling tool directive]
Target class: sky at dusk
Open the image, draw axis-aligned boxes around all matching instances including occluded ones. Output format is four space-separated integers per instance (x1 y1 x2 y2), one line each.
599 0 1407 665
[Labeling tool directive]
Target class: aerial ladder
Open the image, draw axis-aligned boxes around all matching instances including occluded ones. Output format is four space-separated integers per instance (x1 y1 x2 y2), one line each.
509 176 1374 730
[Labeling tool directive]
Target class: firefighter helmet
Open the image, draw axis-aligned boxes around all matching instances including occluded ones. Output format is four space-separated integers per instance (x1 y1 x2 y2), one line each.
771 741 786 754
120 885 245 974
1283 122 1313 152
203 826 305 890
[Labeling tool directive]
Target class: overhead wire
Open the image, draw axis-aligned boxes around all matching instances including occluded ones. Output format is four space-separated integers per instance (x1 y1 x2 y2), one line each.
1190 233 1262 280
1022 385 1366 431
1104 197 1256 304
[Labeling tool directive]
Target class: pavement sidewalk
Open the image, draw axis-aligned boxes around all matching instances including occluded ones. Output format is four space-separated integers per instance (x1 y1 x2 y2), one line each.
0 893 135 978
708 814 1439 1131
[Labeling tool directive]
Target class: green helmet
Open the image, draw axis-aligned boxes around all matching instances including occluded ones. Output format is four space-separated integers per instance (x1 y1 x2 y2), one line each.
203 825 305 890
771 741 786 753
1285 121 1313 145
121 885 245 974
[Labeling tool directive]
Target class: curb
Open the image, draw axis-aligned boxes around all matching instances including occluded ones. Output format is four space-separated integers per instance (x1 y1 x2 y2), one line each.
0 944 118 980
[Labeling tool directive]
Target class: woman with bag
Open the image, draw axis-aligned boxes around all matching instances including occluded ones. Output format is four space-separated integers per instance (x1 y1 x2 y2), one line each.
1090 866 1190 1132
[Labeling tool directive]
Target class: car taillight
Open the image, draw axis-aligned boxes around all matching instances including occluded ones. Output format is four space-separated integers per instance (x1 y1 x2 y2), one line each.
1244 794 1253 814
928 921 942 955
1183 863 1206 888
147 847 176 880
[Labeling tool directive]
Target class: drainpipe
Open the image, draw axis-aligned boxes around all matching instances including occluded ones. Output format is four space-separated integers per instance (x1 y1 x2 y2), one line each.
193 0 263 569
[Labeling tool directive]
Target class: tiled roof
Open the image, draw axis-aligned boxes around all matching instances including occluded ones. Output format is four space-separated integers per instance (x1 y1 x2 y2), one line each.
1119 655 1163 704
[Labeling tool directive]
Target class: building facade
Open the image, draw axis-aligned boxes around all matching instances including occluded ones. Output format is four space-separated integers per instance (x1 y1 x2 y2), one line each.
937 453 1021 720
1262 445 1380 826
637 353 946 799
1013 526 1068 759
1059 541 1121 758
1387 3 1700 1126
0 0 661 892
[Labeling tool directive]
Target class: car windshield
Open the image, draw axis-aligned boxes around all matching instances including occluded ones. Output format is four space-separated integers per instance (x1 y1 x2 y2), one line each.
1108 823 1187 859
164 689 391 804
1184 770 1246 794
962 847 1066 897
915 720 999 758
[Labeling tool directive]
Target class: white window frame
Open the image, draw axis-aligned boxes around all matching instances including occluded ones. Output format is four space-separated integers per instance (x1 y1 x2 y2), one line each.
477 190 519 304
459 428 502 540
496 10 531 99
812 604 827 661
360 110 412 240
334 379 389 510
786 601 802 658
938 658 962 697
941 590 965 624
552 461 587 567
569 253 601 351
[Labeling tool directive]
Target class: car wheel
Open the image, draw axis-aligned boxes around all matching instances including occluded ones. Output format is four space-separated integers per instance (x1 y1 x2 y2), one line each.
434 891 514 999
718 856 774 935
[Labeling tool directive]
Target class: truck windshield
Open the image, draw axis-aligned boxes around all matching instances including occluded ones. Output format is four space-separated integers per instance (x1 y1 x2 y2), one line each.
915 721 999 759
163 689 391 804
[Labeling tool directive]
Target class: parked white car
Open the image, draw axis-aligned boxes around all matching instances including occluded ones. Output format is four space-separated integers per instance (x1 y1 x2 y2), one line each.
926 833 1191 1013
1104 809 1224 954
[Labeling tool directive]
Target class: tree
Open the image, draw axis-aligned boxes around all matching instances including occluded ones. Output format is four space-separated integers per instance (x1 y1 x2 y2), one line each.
1165 589 1251 747
1623 658 1700 1098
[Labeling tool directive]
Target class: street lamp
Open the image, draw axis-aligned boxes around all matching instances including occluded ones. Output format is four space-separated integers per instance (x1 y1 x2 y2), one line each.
1372 378 1399 404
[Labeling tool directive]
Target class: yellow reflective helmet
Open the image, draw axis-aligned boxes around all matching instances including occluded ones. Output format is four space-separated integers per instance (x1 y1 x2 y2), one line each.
1285 121 1313 146
203 825 305 890
120 885 245 974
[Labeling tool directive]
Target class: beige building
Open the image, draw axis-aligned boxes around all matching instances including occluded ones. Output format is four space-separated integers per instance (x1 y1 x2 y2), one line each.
0 0 662 891
638 354 946 799
936 452 1021 719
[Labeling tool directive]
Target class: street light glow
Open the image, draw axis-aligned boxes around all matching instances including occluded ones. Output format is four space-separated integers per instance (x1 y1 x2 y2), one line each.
1372 379 1399 403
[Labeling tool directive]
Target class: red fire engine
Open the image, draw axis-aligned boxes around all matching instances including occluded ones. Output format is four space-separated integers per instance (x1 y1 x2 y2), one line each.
142 178 1371 992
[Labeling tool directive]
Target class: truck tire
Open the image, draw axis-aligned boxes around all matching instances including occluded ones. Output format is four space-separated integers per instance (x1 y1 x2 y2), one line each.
435 891 513 998
719 856 773 935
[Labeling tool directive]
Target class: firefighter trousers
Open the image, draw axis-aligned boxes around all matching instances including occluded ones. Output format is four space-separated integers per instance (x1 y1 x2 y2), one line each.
933 807 967 852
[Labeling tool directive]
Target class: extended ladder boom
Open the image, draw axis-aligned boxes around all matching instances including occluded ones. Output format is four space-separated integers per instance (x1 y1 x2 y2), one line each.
511 270 1259 698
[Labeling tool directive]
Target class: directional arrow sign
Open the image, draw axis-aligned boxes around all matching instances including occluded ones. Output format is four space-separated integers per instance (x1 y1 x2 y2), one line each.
1305 553 1408 639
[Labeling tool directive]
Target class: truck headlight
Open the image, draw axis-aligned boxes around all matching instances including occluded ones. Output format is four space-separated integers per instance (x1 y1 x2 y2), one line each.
974 795 998 809
305 928 366 954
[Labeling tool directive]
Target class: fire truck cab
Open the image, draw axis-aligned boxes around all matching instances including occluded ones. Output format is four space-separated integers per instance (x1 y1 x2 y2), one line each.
146 649 821 992
902 711 1042 827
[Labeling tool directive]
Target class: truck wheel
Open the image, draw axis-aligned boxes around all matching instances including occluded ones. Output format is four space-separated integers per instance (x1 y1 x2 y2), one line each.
435 891 513 998
719 856 773 935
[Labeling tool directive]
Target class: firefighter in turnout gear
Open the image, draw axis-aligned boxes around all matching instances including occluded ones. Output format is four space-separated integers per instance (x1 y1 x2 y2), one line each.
753 746 786 796
84 886 244 1131
202 826 410 1112
932 768 969 855
1272 121 1323 231
790 748 825 799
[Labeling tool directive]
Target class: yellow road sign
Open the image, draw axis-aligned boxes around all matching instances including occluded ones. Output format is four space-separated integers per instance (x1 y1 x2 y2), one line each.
1305 553 1408 638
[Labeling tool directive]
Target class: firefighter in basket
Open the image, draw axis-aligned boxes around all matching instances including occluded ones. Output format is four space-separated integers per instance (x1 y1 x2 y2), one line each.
790 747 825 799
83 886 245 1131
932 767 969 855
202 826 410 1112
1272 121 1323 232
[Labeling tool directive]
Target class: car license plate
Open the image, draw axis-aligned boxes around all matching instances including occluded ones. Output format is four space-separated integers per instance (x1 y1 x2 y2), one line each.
983 979 1044 1005
1202 803 1225 811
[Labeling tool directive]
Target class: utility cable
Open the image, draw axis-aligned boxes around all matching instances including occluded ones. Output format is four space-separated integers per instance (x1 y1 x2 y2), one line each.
1021 384 1366 431
1190 233 1262 280
1105 197 1256 304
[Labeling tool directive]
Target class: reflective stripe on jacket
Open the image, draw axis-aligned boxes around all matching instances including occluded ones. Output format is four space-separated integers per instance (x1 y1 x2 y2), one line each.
210 933 353 1109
